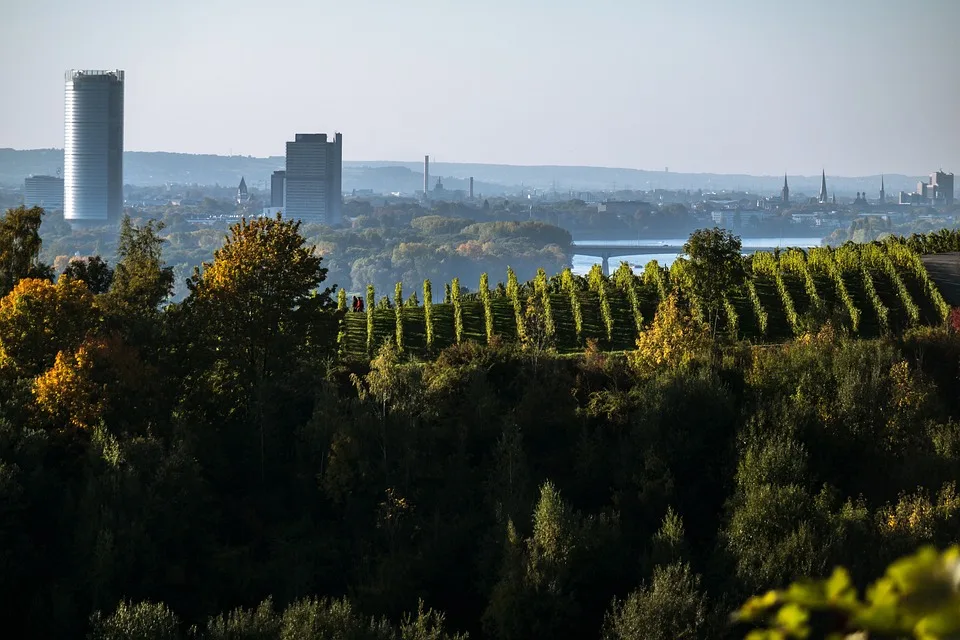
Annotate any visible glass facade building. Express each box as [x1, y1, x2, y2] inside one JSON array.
[[24, 175, 65, 211], [64, 69, 124, 226]]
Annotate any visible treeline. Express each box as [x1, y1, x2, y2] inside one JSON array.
[[3, 207, 960, 638], [36, 209, 572, 303]]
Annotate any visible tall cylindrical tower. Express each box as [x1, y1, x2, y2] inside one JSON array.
[[64, 69, 124, 227]]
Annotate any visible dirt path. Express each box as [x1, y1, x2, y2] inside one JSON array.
[[922, 252, 960, 307]]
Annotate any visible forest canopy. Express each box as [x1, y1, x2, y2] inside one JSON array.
[[2, 206, 960, 639]]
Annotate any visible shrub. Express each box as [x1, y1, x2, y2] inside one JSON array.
[[535, 268, 555, 339], [561, 267, 584, 342], [395, 281, 404, 353], [366, 284, 375, 354], [613, 262, 644, 334], [451, 277, 463, 344], [423, 280, 434, 350], [480, 272, 494, 343], [589, 265, 614, 341]]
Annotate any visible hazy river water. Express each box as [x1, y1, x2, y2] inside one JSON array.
[[570, 237, 826, 275]]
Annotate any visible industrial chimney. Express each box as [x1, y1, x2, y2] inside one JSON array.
[[423, 155, 430, 200], [469, 176, 474, 200]]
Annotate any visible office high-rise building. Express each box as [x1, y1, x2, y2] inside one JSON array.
[[64, 69, 124, 227], [24, 175, 65, 211], [284, 133, 342, 225], [931, 170, 954, 205], [914, 170, 955, 205], [270, 170, 286, 207]]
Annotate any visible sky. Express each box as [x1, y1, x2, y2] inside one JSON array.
[[1, 0, 958, 176]]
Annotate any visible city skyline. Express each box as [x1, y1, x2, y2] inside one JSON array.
[[1, 0, 958, 176]]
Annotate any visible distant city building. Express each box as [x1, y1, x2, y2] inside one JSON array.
[[930, 170, 954, 205], [597, 200, 654, 216], [900, 191, 920, 206], [781, 174, 790, 205], [24, 175, 64, 210], [911, 170, 954, 206], [237, 176, 249, 203], [64, 69, 124, 227], [284, 133, 342, 224], [270, 170, 285, 207], [818, 170, 828, 204]]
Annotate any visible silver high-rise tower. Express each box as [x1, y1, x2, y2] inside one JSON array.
[[284, 133, 342, 225], [64, 69, 124, 226]]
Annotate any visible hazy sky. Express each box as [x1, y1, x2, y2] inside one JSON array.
[[2, 0, 958, 175]]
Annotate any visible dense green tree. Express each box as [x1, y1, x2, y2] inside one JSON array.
[[0, 205, 50, 296], [88, 600, 182, 640], [109, 216, 174, 312], [601, 563, 708, 640], [682, 227, 746, 332], [182, 214, 338, 488], [61, 255, 115, 294]]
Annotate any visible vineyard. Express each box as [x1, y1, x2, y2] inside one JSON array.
[[338, 239, 957, 359]]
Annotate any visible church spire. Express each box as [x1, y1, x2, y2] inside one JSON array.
[[781, 173, 790, 205], [880, 175, 886, 204], [819, 170, 828, 204]]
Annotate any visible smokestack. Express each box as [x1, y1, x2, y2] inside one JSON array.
[[424, 155, 430, 200], [469, 176, 474, 200]]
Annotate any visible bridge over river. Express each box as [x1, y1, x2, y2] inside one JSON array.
[[572, 241, 789, 275]]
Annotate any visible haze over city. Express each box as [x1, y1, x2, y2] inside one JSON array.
[[2, 0, 959, 176]]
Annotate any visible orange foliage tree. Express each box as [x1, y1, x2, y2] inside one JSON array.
[[32, 334, 154, 432]]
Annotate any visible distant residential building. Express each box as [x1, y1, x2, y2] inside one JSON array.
[[24, 175, 64, 210], [64, 69, 124, 227], [284, 133, 342, 225], [597, 200, 654, 216], [270, 170, 285, 207], [791, 212, 822, 225]]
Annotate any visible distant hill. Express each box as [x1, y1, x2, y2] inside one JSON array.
[[0, 148, 928, 197]]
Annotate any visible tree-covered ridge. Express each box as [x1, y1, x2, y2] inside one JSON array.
[[3, 207, 960, 639], [340, 231, 959, 359]]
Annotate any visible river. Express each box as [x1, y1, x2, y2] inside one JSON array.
[[570, 236, 826, 275]]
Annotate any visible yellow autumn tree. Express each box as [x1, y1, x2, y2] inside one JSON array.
[[33, 340, 105, 430], [627, 293, 711, 375], [32, 334, 151, 432], [0, 277, 98, 378]]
